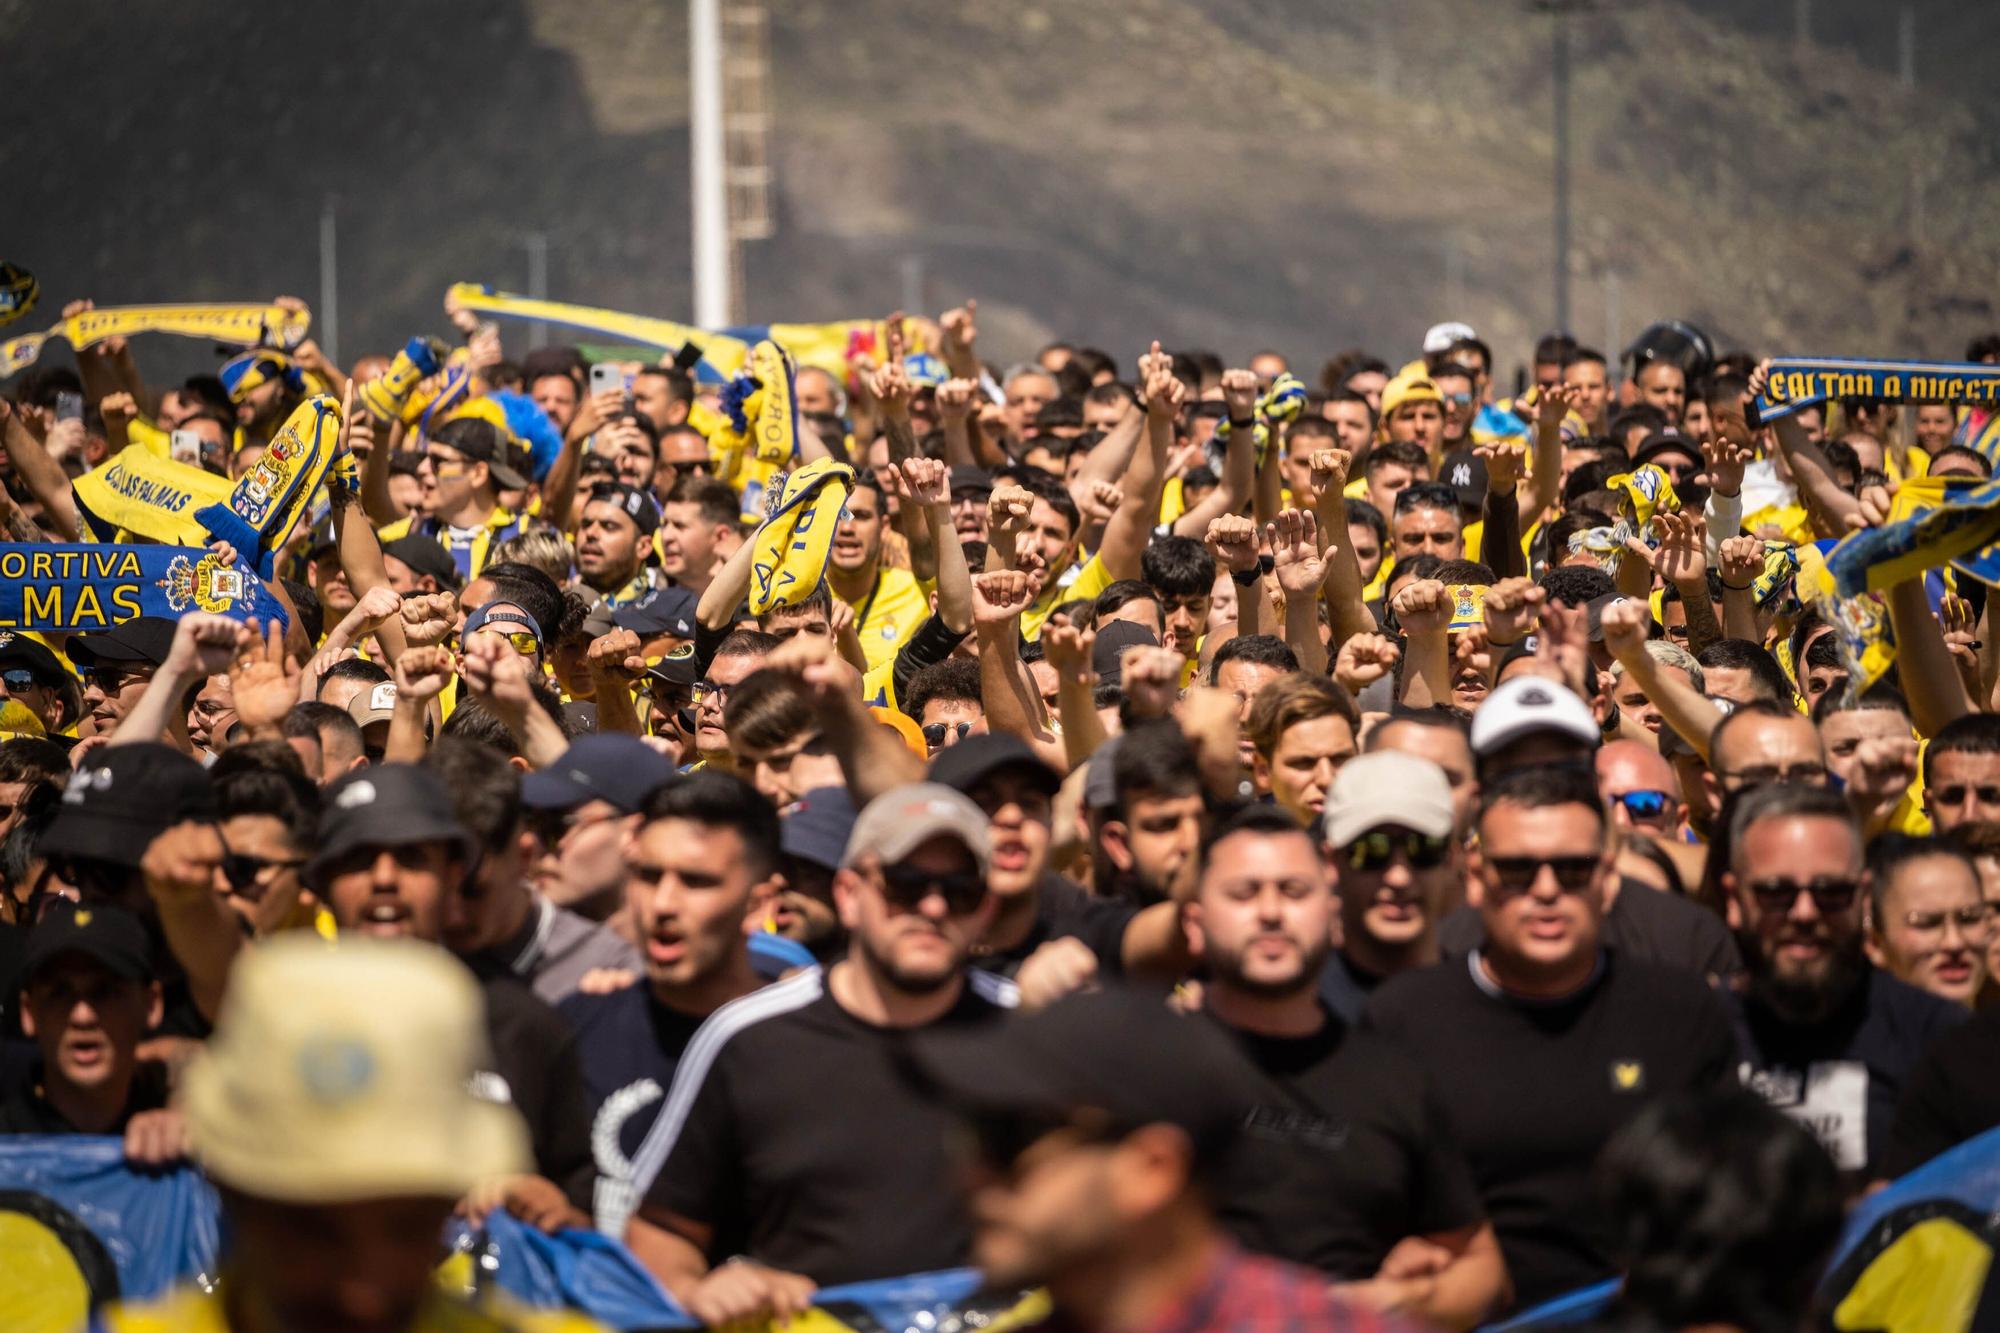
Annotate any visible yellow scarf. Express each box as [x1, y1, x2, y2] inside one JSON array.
[[73, 450, 235, 546], [1, 302, 308, 375], [749, 458, 854, 615]]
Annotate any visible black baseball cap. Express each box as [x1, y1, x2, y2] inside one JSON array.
[[613, 586, 697, 639], [24, 899, 153, 983], [1632, 433, 1700, 471], [381, 535, 463, 590], [949, 466, 993, 497], [926, 732, 1061, 798], [305, 765, 472, 887], [0, 631, 66, 683], [781, 786, 859, 872], [64, 617, 177, 670], [587, 483, 662, 537], [520, 734, 678, 813], [1437, 448, 1489, 511], [1091, 620, 1159, 688], [41, 742, 217, 868], [900, 986, 1259, 1165], [646, 641, 701, 689]]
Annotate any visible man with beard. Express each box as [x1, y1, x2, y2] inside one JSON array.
[[1722, 784, 1966, 1183], [574, 484, 660, 608], [1316, 753, 1463, 1025], [304, 764, 595, 1230], [1366, 765, 1736, 1313], [1189, 805, 1506, 1328], [627, 783, 1009, 1326]]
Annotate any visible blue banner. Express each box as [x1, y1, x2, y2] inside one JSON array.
[[0, 543, 286, 633], [0, 1136, 219, 1331], [1757, 356, 2000, 423]]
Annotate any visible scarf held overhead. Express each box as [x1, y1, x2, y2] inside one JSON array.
[[0, 544, 285, 632], [444, 283, 918, 387], [0, 302, 309, 377], [73, 449, 237, 547], [748, 458, 855, 616], [1754, 356, 2000, 425], [196, 394, 354, 578]]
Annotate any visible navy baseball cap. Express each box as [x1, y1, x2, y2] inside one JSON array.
[[780, 786, 859, 872], [521, 734, 678, 813], [613, 586, 697, 639]]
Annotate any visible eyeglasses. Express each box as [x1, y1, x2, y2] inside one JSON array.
[[1485, 855, 1601, 897], [1745, 877, 1861, 914], [1933, 785, 2000, 809], [879, 861, 988, 916], [221, 851, 307, 901], [1614, 789, 1673, 820], [1902, 903, 1995, 937], [0, 669, 41, 692], [692, 680, 736, 704], [922, 722, 974, 749], [1720, 763, 1828, 789], [1345, 830, 1450, 873]]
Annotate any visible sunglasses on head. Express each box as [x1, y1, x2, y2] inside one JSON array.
[[879, 861, 988, 916], [1485, 855, 1600, 897], [1745, 877, 1860, 914], [1345, 830, 1450, 873]]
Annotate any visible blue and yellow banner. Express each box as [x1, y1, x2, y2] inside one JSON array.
[[1824, 475, 2000, 600], [0, 1137, 1041, 1333], [1756, 356, 2000, 424], [445, 283, 920, 387], [1795, 538, 1896, 698], [0, 543, 286, 633]]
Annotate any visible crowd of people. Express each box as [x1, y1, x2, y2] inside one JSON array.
[[5, 291, 2000, 1331]]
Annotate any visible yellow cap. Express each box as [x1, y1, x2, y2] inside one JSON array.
[[1381, 368, 1443, 421], [182, 935, 530, 1203]]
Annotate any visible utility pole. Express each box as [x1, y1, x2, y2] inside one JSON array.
[[1898, 4, 1916, 89], [689, 0, 730, 329], [1534, 0, 1589, 335], [317, 197, 338, 366]]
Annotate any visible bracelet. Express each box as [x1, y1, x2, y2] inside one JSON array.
[[1230, 566, 1263, 587], [1227, 416, 1255, 431], [1721, 580, 1754, 591]]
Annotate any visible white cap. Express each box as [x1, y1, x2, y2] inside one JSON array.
[[1320, 752, 1455, 848], [1422, 321, 1479, 355], [1470, 675, 1601, 758]]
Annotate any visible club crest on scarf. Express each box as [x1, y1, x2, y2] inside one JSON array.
[[156, 552, 248, 615]]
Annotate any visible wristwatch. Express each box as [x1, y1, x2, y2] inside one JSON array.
[[1230, 566, 1263, 587]]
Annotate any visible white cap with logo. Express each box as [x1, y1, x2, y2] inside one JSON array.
[[1469, 675, 1602, 758]]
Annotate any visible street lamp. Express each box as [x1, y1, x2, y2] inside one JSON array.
[[1531, 0, 1593, 336]]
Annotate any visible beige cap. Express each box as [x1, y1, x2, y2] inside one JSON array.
[[1320, 751, 1455, 848], [842, 782, 993, 877], [181, 935, 530, 1204], [347, 680, 398, 729]]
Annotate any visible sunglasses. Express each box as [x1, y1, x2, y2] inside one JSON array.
[[1345, 830, 1450, 873], [879, 861, 988, 916], [1745, 877, 1861, 914], [221, 851, 307, 900], [1721, 762, 1828, 789], [1, 668, 42, 692], [1615, 789, 1673, 820], [83, 668, 131, 694], [464, 627, 542, 658], [1933, 785, 2000, 809], [922, 722, 973, 748], [1486, 855, 1600, 896]]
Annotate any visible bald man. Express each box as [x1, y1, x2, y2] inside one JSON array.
[[1596, 740, 1688, 840]]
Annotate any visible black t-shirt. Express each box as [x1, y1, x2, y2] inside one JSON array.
[[474, 966, 596, 1211], [0, 1059, 168, 1135], [637, 968, 1006, 1286], [972, 874, 1138, 980], [1207, 1005, 1484, 1278], [1317, 950, 1389, 1027], [560, 984, 708, 1231], [1729, 966, 1966, 1180], [1364, 951, 1738, 1312], [1883, 1004, 2000, 1178], [1438, 880, 1743, 982]]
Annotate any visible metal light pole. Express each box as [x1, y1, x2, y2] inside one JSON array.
[[317, 197, 339, 365], [525, 232, 549, 349], [1551, 2, 1573, 336], [689, 0, 731, 329]]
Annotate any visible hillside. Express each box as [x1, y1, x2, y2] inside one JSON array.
[[1, 0, 1995, 387]]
